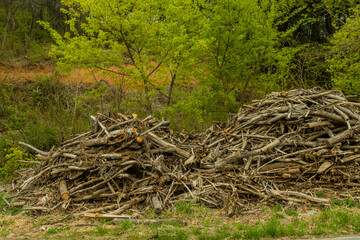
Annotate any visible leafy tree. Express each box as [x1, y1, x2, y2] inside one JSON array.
[[265, 0, 359, 89], [199, 0, 279, 96], [0, 0, 64, 57], [327, 5, 360, 96], [42, 0, 205, 115]]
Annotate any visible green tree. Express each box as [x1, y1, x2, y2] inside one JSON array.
[[327, 5, 360, 96], [264, 0, 359, 90], [200, 0, 279, 96], [42, 0, 205, 115]]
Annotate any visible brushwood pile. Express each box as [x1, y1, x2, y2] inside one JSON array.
[[10, 88, 360, 216]]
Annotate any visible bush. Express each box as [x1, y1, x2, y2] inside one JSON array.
[[0, 145, 35, 177]]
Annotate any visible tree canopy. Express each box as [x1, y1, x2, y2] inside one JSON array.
[[1, 0, 360, 124]]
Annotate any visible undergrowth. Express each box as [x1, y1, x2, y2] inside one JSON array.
[[0, 72, 236, 178]]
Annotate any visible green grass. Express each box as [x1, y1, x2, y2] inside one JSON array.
[[0, 194, 24, 215], [315, 190, 326, 198], [46, 228, 60, 234], [95, 225, 109, 236], [116, 220, 135, 232], [232, 216, 308, 239], [1, 202, 360, 240], [311, 208, 360, 235]]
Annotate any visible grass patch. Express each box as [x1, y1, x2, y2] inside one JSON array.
[[315, 190, 326, 198], [0, 194, 23, 215], [115, 220, 135, 232], [311, 208, 360, 235], [1, 202, 360, 240], [46, 228, 60, 234], [95, 225, 109, 236], [232, 216, 308, 239], [285, 209, 298, 217], [153, 229, 189, 240]]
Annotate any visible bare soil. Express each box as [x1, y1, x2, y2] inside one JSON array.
[[0, 60, 118, 85]]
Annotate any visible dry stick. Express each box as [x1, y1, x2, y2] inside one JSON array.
[[18, 141, 50, 156], [334, 106, 352, 129], [109, 197, 145, 215], [69, 178, 102, 194], [184, 155, 195, 166], [257, 146, 327, 172], [147, 132, 190, 158], [19, 163, 68, 191], [100, 153, 125, 160], [114, 139, 136, 152], [305, 90, 336, 99], [73, 193, 119, 202], [82, 213, 131, 219], [2, 196, 10, 207], [255, 113, 288, 125], [237, 184, 265, 198], [216, 132, 294, 167], [150, 148, 177, 154], [163, 181, 176, 207], [228, 134, 276, 140], [340, 154, 360, 163], [61, 131, 92, 145], [244, 157, 253, 170], [152, 155, 171, 173], [270, 190, 330, 204], [114, 218, 186, 225], [322, 126, 334, 138], [71, 165, 133, 195], [324, 128, 353, 147], [180, 180, 194, 198], [91, 115, 111, 137], [341, 101, 360, 108], [62, 153, 76, 159], [140, 121, 170, 136], [310, 110, 356, 125], [76, 204, 118, 215], [241, 131, 248, 151], [83, 137, 108, 147], [207, 138, 225, 148], [101, 173, 115, 194], [337, 105, 360, 121], [108, 118, 137, 131], [306, 126, 346, 141], [304, 121, 332, 128]]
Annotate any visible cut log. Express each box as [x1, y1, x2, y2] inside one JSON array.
[[59, 180, 70, 200], [151, 196, 163, 214]]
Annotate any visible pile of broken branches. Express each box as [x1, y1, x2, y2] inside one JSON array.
[[200, 87, 360, 207], [10, 88, 360, 217]]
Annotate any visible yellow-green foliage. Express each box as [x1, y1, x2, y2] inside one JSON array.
[[0, 147, 35, 177]]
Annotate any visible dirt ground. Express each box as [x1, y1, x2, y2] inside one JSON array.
[[0, 60, 120, 85], [0, 205, 353, 240]]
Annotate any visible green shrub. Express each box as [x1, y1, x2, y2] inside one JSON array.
[[0, 146, 35, 177]]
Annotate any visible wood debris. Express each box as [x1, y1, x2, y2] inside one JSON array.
[[11, 88, 360, 216]]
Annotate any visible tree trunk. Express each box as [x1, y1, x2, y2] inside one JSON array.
[[2, 9, 11, 51], [164, 71, 176, 120]]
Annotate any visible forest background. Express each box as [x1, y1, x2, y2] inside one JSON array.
[[1, 0, 360, 176]]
